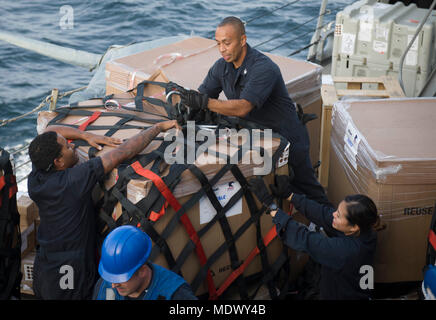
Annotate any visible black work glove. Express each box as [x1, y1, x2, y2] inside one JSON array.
[[180, 89, 209, 110], [165, 81, 186, 96], [269, 174, 296, 200], [248, 177, 274, 207]]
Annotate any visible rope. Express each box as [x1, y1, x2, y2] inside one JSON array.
[[9, 143, 30, 155], [0, 86, 86, 127], [244, 0, 301, 25], [14, 159, 31, 171], [253, 9, 332, 49], [90, 42, 138, 72], [288, 39, 320, 57], [268, 20, 333, 52]]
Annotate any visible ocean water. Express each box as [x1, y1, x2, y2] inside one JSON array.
[[0, 0, 350, 191]]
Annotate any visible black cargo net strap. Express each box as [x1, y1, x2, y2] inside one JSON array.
[[121, 132, 286, 299], [96, 123, 289, 299], [182, 134, 287, 298], [0, 148, 22, 299], [133, 80, 224, 126], [101, 138, 238, 299], [48, 80, 291, 299], [128, 81, 176, 117], [87, 116, 135, 159], [186, 163, 249, 299], [230, 164, 277, 299], [111, 151, 184, 270]]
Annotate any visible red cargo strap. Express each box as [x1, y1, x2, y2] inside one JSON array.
[[68, 111, 102, 143], [79, 111, 102, 131], [216, 203, 295, 297], [130, 161, 218, 299], [149, 201, 169, 222], [0, 175, 17, 207], [217, 225, 278, 297], [429, 230, 436, 251]]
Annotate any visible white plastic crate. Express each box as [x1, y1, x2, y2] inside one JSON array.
[[332, 55, 429, 96], [332, 0, 436, 96]]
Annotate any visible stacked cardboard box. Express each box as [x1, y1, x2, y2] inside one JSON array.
[[327, 97, 436, 282], [37, 88, 298, 297], [17, 195, 39, 258], [105, 36, 323, 166], [17, 195, 39, 295]]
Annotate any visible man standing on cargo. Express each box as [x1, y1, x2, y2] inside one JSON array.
[[177, 16, 329, 205], [27, 120, 178, 300]]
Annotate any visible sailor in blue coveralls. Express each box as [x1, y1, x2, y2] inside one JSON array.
[[28, 121, 178, 299], [272, 193, 379, 299], [93, 225, 197, 300], [178, 16, 329, 206], [249, 176, 381, 300]]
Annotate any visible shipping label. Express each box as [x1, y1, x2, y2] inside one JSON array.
[[341, 33, 356, 55], [373, 40, 388, 54], [343, 121, 361, 170], [405, 34, 419, 66], [359, 21, 373, 42], [199, 181, 242, 224]]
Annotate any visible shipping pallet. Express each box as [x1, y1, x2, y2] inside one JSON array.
[[318, 76, 405, 188]]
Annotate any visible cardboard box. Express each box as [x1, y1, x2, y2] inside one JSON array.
[[327, 97, 436, 283], [318, 76, 405, 188], [20, 250, 36, 295], [105, 36, 323, 165], [38, 91, 286, 198], [37, 91, 297, 297], [149, 165, 289, 296]]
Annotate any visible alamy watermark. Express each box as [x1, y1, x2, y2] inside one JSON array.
[[59, 5, 74, 30], [359, 265, 374, 290], [59, 265, 74, 290], [162, 121, 275, 175]]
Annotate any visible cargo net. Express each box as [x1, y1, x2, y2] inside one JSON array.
[[44, 80, 293, 300]]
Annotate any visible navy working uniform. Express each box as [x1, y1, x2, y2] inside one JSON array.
[[272, 193, 377, 300], [198, 44, 329, 205], [28, 157, 104, 300], [93, 263, 198, 300]]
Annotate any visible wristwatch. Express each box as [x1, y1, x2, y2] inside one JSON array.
[[266, 203, 278, 215]]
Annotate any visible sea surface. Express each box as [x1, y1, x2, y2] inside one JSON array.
[[0, 0, 350, 192]]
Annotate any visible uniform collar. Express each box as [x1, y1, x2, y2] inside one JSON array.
[[226, 43, 252, 70]]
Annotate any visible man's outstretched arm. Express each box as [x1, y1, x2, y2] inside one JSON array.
[[43, 125, 122, 150], [207, 98, 253, 117], [100, 120, 178, 174]]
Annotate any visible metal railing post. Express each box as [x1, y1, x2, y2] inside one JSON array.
[[49, 88, 59, 111], [307, 0, 328, 61]]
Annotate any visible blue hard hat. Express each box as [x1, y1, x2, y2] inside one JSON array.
[[423, 265, 436, 299], [98, 225, 152, 283]]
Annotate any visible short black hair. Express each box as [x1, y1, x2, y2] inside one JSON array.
[[29, 131, 62, 172], [218, 16, 246, 37], [344, 194, 380, 234]]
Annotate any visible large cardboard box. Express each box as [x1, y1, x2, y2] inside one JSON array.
[[37, 89, 299, 297], [327, 97, 436, 283], [105, 36, 323, 165]]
